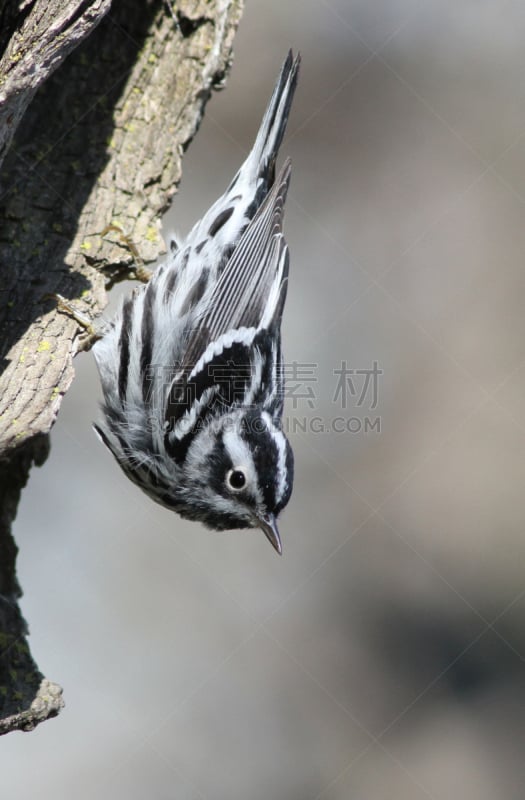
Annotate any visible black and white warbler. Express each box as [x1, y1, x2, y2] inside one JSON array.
[[93, 51, 300, 554]]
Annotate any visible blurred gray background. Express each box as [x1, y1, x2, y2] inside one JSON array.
[[4, 1, 525, 797]]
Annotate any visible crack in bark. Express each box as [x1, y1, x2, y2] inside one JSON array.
[[176, 13, 209, 37]]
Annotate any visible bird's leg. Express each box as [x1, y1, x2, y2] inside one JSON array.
[[46, 293, 103, 351], [101, 224, 153, 284]]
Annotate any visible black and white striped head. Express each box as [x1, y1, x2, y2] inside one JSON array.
[[177, 408, 294, 553]]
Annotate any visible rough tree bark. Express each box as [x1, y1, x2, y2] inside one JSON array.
[[0, 0, 243, 735]]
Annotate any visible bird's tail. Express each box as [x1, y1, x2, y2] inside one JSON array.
[[182, 52, 300, 258], [242, 50, 300, 190]]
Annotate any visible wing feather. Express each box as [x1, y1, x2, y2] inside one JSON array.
[[164, 161, 291, 440], [181, 159, 291, 372]]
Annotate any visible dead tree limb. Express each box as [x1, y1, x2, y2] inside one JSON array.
[[0, 0, 243, 735]]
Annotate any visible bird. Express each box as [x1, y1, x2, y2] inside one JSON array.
[[92, 50, 300, 554]]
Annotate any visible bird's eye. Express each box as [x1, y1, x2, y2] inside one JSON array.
[[226, 468, 246, 491]]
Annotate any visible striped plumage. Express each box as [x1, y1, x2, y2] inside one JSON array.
[[93, 51, 300, 554]]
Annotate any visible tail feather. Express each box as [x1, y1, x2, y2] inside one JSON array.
[[249, 50, 301, 182], [184, 52, 300, 262]]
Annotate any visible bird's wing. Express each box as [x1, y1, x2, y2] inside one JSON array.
[[163, 162, 291, 450], [182, 159, 291, 372]]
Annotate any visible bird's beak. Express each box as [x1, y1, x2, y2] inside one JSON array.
[[258, 513, 282, 555]]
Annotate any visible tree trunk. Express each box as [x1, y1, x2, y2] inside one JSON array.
[[0, 0, 243, 735]]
